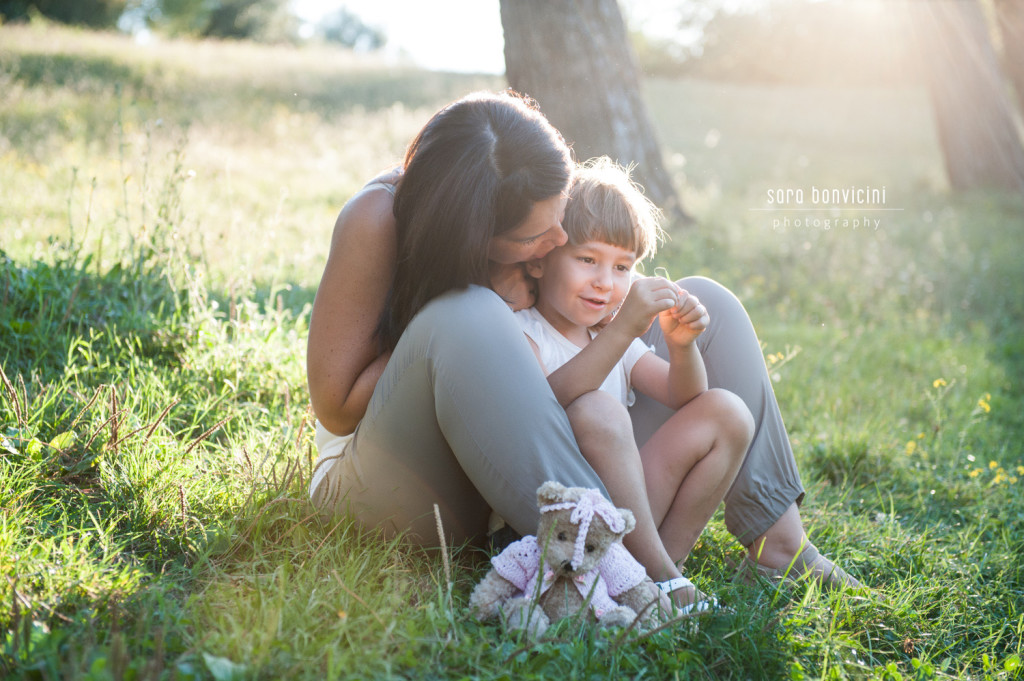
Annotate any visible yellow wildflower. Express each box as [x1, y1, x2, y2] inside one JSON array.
[[905, 441, 917, 455], [1016, 466, 1024, 476], [969, 468, 982, 478], [990, 460, 999, 469], [1011, 477, 1019, 484], [917, 432, 925, 440], [933, 378, 947, 388], [977, 396, 991, 413]]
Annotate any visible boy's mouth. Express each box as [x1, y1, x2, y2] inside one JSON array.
[[581, 297, 608, 309]]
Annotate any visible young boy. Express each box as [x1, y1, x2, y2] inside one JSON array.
[[516, 157, 753, 610]]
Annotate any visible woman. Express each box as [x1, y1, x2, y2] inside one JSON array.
[[306, 90, 860, 599]]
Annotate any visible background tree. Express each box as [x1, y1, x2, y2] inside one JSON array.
[[499, 0, 683, 217], [0, 0, 126, 27], [909, 0, 1024, 193], [994, 0, 1024, 118], [316, 6, 384, 50], [124, 0, 297, 42]]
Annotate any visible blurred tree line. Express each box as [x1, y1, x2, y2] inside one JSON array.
[[0, 0, 126, 27], [0, 0, 384, 47]]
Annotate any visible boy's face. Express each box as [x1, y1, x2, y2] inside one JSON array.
[[528, 240, 636, 333]]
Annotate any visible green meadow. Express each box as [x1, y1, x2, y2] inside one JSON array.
[[2, 21, 1023, 680]]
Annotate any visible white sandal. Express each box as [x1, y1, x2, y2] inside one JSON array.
[[655, 576, 719, 615]]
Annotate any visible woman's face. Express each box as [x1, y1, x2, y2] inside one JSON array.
[[488, 194, 569, 265]]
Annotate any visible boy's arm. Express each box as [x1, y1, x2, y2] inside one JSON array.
[[631, 286, 710, 408], [546, 277, 679, 407], [629, 340, 708, 409], [544, 325, 637, 407]]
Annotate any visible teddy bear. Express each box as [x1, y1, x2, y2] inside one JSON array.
[[469, 481, 668, 637]]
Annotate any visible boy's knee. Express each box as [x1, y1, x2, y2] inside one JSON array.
[[565, 391, 633, 444], [703, 388, 755, 448]]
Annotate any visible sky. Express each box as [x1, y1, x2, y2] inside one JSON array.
[[290, 0, 507, 73], [288, 0, 775, 74]]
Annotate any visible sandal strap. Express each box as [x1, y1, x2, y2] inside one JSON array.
[[655, 576, 695, 594]]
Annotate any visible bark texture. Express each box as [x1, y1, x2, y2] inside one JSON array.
[[994, 0, 1024, 119], [500, 0, 683, 215], [910, 0, 1024, 193]]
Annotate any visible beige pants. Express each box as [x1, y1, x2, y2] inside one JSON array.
[[311, 279, 804, 547], [632, 276, 804, 546]]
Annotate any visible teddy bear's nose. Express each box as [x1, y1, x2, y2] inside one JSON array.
[[560, 559, 574, 572]]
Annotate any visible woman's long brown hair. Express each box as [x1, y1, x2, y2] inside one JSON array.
[[379, 90, 572, 350]]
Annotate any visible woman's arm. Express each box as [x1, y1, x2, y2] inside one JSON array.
[[307, 183, 397, 435]]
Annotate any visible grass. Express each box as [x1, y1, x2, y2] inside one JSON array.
[[2, 20, 1023, 680]]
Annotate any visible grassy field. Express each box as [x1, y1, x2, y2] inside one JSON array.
[[2, 21, 1024, 680]]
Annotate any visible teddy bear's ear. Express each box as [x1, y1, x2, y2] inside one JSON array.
[[537, 481, 568, 507], [618, 508, 636, 535]]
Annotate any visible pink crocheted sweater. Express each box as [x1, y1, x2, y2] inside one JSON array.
[[490, 536, 648, 619]]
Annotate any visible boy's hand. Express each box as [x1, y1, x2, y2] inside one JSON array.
[[608, 276, 681, 338], [489, 261, 537, 311], [659, 284, 708, 348]]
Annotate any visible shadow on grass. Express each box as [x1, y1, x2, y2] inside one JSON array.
[[5, 52, 151, 94], [0, 247, 185, 383]]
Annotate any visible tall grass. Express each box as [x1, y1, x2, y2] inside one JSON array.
[[2, 22, 1023, 680]]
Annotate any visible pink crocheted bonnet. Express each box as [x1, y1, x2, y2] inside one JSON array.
[[539, 488, 626, 570]]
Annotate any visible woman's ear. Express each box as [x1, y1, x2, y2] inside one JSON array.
[[525, 258, 545, 278]]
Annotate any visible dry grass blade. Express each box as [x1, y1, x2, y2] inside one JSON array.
[[331, 570, 388, 630], [108, 385, 120, 455], [70, 384, 106, 430], [143, 396, 179, 445], [0, 362, 24, 426], [433, 503, 453, 608], [183, 417, 230, 456]]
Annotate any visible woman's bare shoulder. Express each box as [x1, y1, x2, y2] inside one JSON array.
[[331, 181, 397, 249]]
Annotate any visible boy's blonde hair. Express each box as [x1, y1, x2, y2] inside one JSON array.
[[563, 156, 664, 262]]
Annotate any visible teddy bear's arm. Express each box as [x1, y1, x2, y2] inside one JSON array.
[[615, 578, 670, 624], [469, 569, 522, 621]]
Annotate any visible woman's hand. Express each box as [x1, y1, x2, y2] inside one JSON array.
[[489, 261, 537, 311], [658, 285, 708, 348]]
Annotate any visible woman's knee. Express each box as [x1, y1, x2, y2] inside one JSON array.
[[677, 276, 753, 337], [403, 285, 537, 372]]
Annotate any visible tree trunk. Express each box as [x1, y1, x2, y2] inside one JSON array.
[[910, 0, 1024, 193], [994, 0, 1024, 119], [499, 0, 685, 218]]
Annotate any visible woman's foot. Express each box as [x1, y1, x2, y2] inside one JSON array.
[[737, 542, 863, 591]]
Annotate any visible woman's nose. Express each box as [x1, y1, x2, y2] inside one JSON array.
[[534, 226, 568, 259], [550, 224, 568, 248]]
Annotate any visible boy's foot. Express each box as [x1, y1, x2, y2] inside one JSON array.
[[736, 543, 863, 591], [656, 576, 719, 615]]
